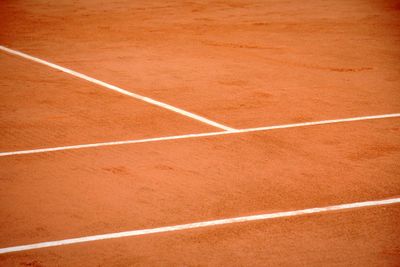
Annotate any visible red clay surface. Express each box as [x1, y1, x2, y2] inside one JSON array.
[[1, 0, 400, 266], [1, 119, 400, 265], [1, 0, 400, 128], [1, 206, 399, 266], [0, 53, 214, 151]]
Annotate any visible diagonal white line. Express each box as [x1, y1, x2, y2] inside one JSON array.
[[0, 113, 399, 157], [0, 197, 399, 254], [0, 45, 236, 131]]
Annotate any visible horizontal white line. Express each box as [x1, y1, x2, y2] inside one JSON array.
[[0, 131, 229, 156], [1, 113, 399, 157], [240, 113, 400, 133], [0, 45, 235, 131], [1, 197, 399, 254]]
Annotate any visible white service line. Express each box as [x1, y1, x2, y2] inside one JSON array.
[[0, 197, 399, 254], [240, 113, 400, 133], [0, 113, 399, 157], [0, 45, 235, 131], [0, 131, 228, 157]]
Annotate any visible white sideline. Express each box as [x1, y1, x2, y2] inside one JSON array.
[[0, 197, 399, 254], [0, 113, 399, 157], [0, 45, 235, 131]]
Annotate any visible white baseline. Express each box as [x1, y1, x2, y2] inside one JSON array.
[[0, 197, 399, 254], [0, 113, 399, 157], [0, 45, 235, 131]]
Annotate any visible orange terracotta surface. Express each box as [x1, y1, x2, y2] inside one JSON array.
[[1, 206, 399, 266], [1, 119, 399, 264], [0, 54, 214, 151], [1, 0, 399, 128], [0, 0, 399, 266]]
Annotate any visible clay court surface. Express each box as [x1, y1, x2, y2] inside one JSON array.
[[0, 0, 400, 266]]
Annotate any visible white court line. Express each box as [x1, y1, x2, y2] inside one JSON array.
[[0, 197, 399, 254], [0, 113, 399, 157], [0, 45, 235, 131]]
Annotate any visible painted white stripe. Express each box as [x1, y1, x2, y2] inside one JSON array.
[[1, 113, 399, 157], [0, 131, 228, 157], [239, 113, 400, 133], [0, 45, 235, 131], [0, 197, 399, 254]]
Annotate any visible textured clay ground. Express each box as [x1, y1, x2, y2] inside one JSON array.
[[0, 0, 399, 266]]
